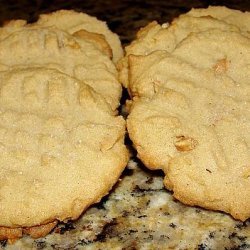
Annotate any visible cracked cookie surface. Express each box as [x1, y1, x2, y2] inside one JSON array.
[[123, 6, 250, 220], [0, 68, 128, 238], [0, 26, 121, 111]]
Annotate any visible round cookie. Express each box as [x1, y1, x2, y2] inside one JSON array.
[[0, 26, 121, 111], [36, 9, 123, 63], [118, 6, 250, 88], [0, 68, 128, 238], [123, 7, 250, 220], [127, 80, 250, 221]]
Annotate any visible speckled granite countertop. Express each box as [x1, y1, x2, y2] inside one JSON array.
[[0, 1, 250, 249]]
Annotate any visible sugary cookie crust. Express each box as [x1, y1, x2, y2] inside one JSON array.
[[0, 26, 121, 111]]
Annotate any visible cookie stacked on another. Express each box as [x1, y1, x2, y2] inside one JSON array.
[[119, 6, 250, 221], [0, 10, 128, 241], [0, 10, 124, 111]]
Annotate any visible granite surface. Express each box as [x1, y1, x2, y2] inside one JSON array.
[[0, 0, 250, 249]]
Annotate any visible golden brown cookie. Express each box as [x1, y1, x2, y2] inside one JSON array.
[[0, 68, 128, 239], [118, 6, 250, 88], [1, 10, 123, 63], [36, 9, 123, 63], [123, 7, 250, 220], [0, 26, 121, 111], [127, 75, 250, 221]]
